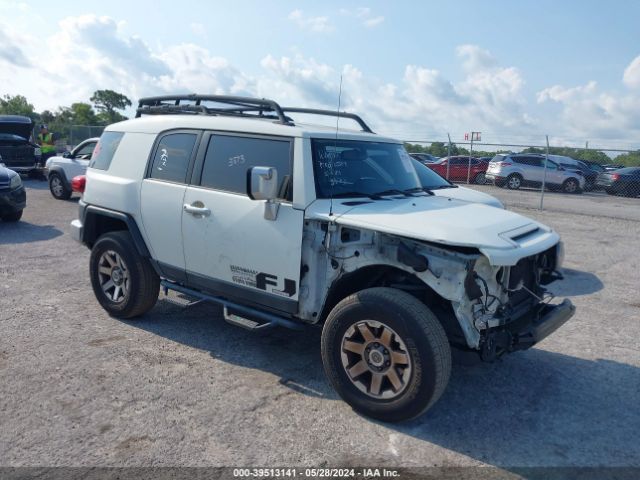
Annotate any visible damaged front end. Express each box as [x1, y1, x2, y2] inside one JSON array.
[[458, 243, 574, 361]]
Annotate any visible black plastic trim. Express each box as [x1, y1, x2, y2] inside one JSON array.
[[82, 205, 150, 257], [46, 165, 71, 190]]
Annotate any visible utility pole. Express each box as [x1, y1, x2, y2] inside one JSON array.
[[446, 133, 452, 181], [540, 135, 550, 210]]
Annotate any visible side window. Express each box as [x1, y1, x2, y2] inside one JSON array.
[[90, 132, 124, 171], [545, 161, 558, 170], [200, 134, 292, 200], [75, 141, 97, 159], [150, 133, 197, 183], [527, 157, 543, 167]]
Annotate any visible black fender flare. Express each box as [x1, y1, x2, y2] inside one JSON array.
[[81, 204, 151, 258]]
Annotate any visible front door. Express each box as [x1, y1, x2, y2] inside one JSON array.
[[182, 132, 303, 314]]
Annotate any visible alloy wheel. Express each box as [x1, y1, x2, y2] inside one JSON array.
[[97, 250, 130, 303], [340, 320, 412, 399]]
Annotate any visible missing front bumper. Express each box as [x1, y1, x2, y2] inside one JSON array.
[[480, 299, 575, 361]]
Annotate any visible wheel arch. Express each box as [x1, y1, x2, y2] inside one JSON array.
[[318, 264, 460, 337], [47, 165, 71, 190], [82, 206, 151, 258]]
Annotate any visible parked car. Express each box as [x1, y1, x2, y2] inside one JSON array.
[[603, 164, 625, 171], [0, 115, 42, 175], [45, 137, 99, 200], [548, 155, 598, 191], [410, 158, 503, 208], [486, 153, 585, 193], [0, 159, 26, 222], [596, 167, 640, 197], [409, 152, 439, 164], [71, 94, 574, 422], [427, 156, 489, 184], [581, 160, 606, 174]]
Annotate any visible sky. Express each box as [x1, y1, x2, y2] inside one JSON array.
[[1, 0, 639, 150]]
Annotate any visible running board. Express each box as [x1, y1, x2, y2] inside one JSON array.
[[223, 307, 273, 331], [160, 280, 304, 331]]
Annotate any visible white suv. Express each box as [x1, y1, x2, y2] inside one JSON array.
[[486, 153, 585, 193], [45, 137, 99, 199], [71, 95, 574, 421]]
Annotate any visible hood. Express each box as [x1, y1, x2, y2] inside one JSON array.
[[0, 115, 34, 141], [432, 186, 504, 209], [305, 196, 559, 266]]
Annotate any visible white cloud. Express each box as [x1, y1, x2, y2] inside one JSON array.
[[0, 23, 32, 67], [340, 7, 385, 28], [287, 10, 333, 33], [623, 55, 640, 89], [537, 80, 640, 141]]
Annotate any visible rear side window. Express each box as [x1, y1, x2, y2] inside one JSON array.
[[150, 133, 197, 183], [90, 132, 124, 170], [200, 134, 292, 200]]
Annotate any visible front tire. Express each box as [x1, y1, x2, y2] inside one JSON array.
[[89, 231, 160, 319], [474, 172, 486, 185], [49, 173, 72, 200], [321, 287, 451, 422], [562, 178, 580, 194]]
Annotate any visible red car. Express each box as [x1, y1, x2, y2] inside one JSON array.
[[426, 156, 489, 184]]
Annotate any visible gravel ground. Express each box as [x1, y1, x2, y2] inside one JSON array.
[[0, 180, 639, 470]]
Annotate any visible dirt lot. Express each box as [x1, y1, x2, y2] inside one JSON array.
[[1, 180, 639, 471]]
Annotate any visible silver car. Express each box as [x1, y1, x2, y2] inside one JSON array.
[[486, 154, 585, 194]]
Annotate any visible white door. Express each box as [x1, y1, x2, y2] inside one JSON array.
[[68, 140, 97, 177], [182, 132, 303, 314], [139, 131, 200, 278]]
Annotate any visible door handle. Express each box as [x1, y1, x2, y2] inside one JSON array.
[[183, 202, 211, 217]]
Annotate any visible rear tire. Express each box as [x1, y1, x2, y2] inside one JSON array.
[[89, 231, 159, 319], [474, 172, 486, 185], [49, 172, 72, 200], [321, 287, 451, 422], [506, 174, 522, 190], [1, 210, 23, 222]]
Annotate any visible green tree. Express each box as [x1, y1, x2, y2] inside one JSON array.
[[69, 102, 98, 125], [90, 89, 131, 124], [0, 94, 38, 121], [612, 151, 640, 167]]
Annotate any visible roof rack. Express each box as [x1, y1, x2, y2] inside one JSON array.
[[135, 94, 293, 125], [281, 107, 373, 133], [135, 94, 375, 133]]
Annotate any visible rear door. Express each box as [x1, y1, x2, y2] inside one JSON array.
[[181, 132, 303, 314], [140, 130, 200, 281]]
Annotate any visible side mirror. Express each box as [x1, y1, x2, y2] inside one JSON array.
[[62, 151, 73, 159], [248, 166, 278, 201], [247, 166, 280, 220]]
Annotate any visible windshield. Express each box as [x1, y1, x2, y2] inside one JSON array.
[[311, 139, 423, 198], [410, 158, 452, 188]]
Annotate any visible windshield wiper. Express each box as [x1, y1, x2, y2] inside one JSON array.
[[429, 184, 458, 189], [331, 191, 384, 200], [403, 187, 435, 196], [373, 189, 416, 197]]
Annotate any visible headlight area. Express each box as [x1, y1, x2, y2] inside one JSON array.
[[10, 174, 23, 190]]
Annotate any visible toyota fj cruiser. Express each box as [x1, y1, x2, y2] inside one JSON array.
[[71, 95, 575, 421]]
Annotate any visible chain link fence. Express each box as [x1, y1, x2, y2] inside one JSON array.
[[404, 137, 640, 221], [51, 125, 106, 153]]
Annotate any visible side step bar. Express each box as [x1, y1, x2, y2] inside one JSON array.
[[160, 280, 305, 331]]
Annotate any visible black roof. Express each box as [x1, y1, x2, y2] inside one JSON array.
[[135, 94, 374, 133]]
